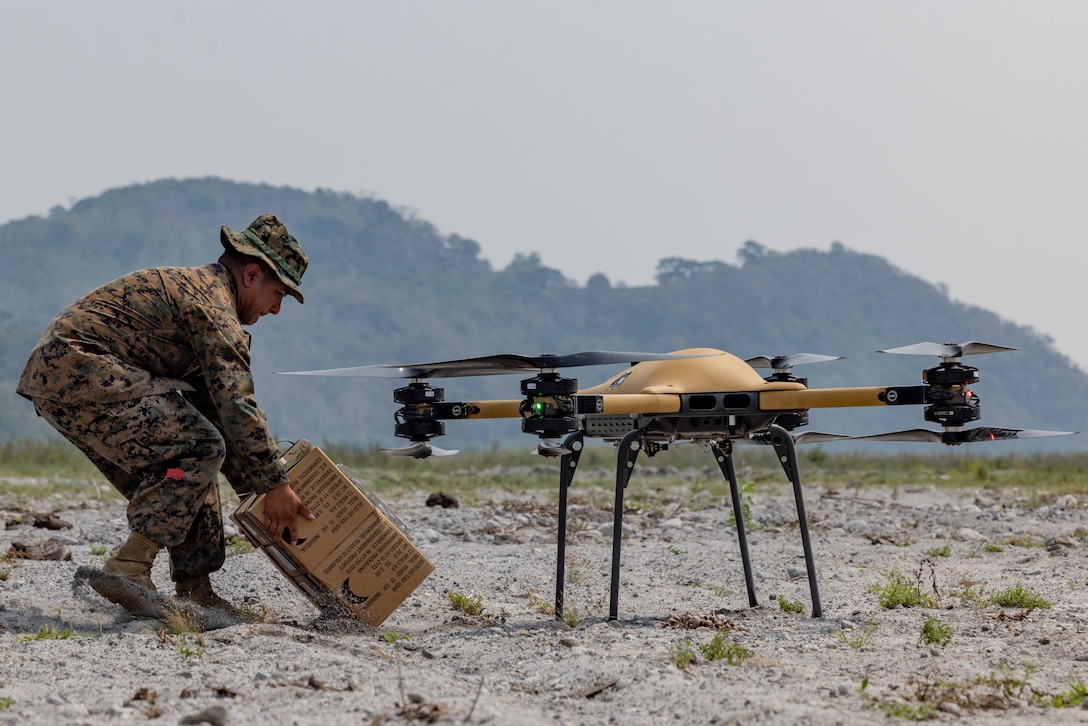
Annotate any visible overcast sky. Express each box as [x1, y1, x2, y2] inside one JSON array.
[[3, 2, 1086, 367]]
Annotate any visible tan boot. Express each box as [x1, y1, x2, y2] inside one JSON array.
[[89, 531, 164, 616], [102, 531, 160, 591], [175, 575, 252, 620]]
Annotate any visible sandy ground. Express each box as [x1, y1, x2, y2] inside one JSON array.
[[4, 467, 1088, 725]]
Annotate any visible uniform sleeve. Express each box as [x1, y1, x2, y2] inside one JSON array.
[[183, 302, 289, 495]]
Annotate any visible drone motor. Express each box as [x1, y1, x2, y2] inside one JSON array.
[[392, 382, 446, 443], [520, 372, 579, 438], [923, 362, 982, 428]]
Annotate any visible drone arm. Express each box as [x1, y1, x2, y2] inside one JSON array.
[[461, 400, 523, 419], [760, 387, 893, 410]]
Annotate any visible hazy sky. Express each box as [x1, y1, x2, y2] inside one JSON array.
[[3, 2, 1086, 366]]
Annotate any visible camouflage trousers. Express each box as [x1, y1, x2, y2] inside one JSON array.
[[33, 391, 227, 581]]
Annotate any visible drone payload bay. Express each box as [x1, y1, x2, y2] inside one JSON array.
[[279, 342, 1075, 620]]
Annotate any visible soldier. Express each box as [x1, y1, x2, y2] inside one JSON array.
[[17, 213, 315, 616]]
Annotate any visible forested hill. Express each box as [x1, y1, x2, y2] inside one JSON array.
[[1, 178, 1083, 452]]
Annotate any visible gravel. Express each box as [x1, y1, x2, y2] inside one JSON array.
[[3, 472, 1088, 724]]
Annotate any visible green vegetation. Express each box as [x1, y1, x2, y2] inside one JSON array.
[[668, 638, 697, 671], [160, 601, 204, 636], [729, 480, 755, 528], [864, 660, 1088, 716], [528, 587, 593, 628], [777, 595, 805, 614], [174, 634, 202, 665], [526, 590, 554, 617], [20, 623, 77, 641], [670, 631, 753, 670], [919, 616, 953, 646], [998, 534, 1045, 548], [383, 630, 411, 644], [559, 600, 590, 629], [870, 699, 936, 721], [0, 696, 11, 710], [4, 443, 1088, 502], [867, 564, 941, 609], [838, 620, 876, 649], [989, 582, 1053, 609], [698, 630, 753, 665], [0, 440, 104, 479], [447, 590, 487, 617], [565, 555, 590, 586], [867, 561, 1054, 613], [1044, 678, 1088, 708], [157, 602, 205, 663], [949, 574, 988, 608]]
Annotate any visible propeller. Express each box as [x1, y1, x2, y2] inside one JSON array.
[[792, 427, 1077, 446], [533, 439, 573, 457], [746, 353, 844, 370], [878, 341, 1017, 359], [381, 442, 461, 458], [277, 350, 710, 379]]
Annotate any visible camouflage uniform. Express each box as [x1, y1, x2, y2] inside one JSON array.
[[18, 216, 307, 582]]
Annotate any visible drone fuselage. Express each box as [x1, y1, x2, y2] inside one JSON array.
[[459, 348, 896, 444]]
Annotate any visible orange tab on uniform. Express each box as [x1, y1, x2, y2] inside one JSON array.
[[165, 468, 185, 480]]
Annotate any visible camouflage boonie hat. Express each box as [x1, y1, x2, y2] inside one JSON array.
[[220, 214, 308, 303]]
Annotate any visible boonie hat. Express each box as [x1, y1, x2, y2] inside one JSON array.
[[220, 214, 308, 303]]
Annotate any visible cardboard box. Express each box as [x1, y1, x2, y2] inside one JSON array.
[[230, 442, 434, 625]]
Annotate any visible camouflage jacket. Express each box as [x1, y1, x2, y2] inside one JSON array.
[[17, 264, 288, 494]]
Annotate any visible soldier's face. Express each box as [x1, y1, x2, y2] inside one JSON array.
[[237, 265, 289, 325]]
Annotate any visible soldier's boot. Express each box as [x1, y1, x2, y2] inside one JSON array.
[[102, 531, 160, 591], [175, 575, 253, 620], [89, 531, 165, 616]]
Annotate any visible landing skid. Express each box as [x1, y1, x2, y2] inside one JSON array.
[[553, 423, 822, 621]]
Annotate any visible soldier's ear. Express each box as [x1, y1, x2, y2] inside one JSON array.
[[241, 262, 265, 288]]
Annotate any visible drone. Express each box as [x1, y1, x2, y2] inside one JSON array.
[[280, 342, 1075, 620]]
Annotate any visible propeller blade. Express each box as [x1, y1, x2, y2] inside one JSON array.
[[794, 427, 1076, 445], [746, 353, 843, 369], [944, 427, 1078, 443], [533, 443, 573, 457], [380, 442, 461, 458], [277, 350, 710, 379], [794, 429, 943, 444], [877, 341, 1017, 358]]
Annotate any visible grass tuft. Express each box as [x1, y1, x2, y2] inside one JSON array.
[[989, 582, 1053, 609], [21, 623, 77, 641], [867, 562, 940, 609], [447, 590, 487, 617], [777, 595, 805, 614], [698, 630, 753, 665], [668, 638, 697, 671], [920, 616, 953, 646]]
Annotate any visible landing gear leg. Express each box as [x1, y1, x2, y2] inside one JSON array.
[[763, 424, 822, 618], [608, 428, 643, 620], [710, 441, 758, 607], [554, 431, 584, 621]]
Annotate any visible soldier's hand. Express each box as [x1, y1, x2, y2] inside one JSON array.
[[262, 483, 315, 545]]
